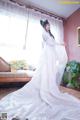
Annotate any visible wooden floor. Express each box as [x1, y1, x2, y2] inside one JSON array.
[[0, 86, 80, 100], [60, 86, 80, 99]]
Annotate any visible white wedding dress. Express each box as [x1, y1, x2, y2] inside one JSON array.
[[0, 29, 80, 120]]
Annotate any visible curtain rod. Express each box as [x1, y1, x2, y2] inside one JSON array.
[[9, 0, 64, 20], [25, 5, 64, 20]]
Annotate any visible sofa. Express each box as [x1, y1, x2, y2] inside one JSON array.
[[0, 57, 32, 83]]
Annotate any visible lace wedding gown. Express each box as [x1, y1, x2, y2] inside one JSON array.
[[0, 29, 80, 120]]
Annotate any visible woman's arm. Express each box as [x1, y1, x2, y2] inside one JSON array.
[[42, 33, 55, 46], [42, 31, 65, 47]]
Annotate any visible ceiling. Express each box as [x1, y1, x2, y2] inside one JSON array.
[[2, 0, 80, 18]]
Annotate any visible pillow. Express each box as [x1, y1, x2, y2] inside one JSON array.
[[0, 57, 11, 72]]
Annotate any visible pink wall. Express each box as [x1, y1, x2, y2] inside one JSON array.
[[64, 8, 80, 62]]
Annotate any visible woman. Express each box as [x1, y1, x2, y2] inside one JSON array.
[[0, 20, 80, 120]]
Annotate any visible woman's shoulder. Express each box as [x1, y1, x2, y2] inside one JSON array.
[[42, 29, 50, 37], [42, 29, 48, 38]]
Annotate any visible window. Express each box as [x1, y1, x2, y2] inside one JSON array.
[[0, 1, 64, 68], [0, 11, 28, 60]]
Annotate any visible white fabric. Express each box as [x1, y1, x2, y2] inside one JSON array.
[[0, 1, 28, 62], [0, 29, 80, 120], [25, 9, 43, 67]]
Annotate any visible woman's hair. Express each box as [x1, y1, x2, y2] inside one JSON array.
[[40, 19, 55, 39], [49, 30, 55, 39], [40, 20, 49, 28]]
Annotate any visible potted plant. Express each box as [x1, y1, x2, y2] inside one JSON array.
[[62, 61, 80, 90]]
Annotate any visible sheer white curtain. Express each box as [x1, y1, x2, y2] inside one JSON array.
[[0, 1, 64, 68], [25, 9, 43, 67], [26, 9, 64, 67], [0, 1, 28, 61]]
